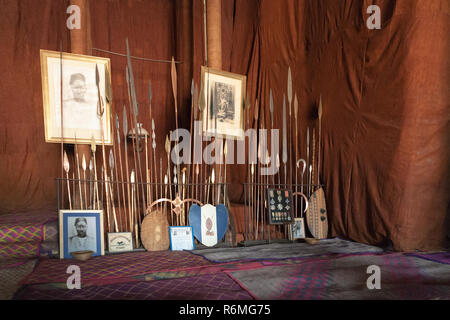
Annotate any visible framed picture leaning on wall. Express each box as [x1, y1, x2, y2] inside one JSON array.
[[40, 50, 112, 145], [59, 210, 105, 259], [200, 66, 246, 140]]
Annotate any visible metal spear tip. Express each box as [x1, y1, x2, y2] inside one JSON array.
[[211, 168, 215, 184], [130, 170, 135, 183], [191, 78, 194, 96], [269, 89, 273, 114], [89, 159, 93, 171], [294, 93, 299, 119], [287, 66, 292, 103], [164, 175, 168, 184], [63, 151, 69, 173], [109, 149, 114, 169], [91, 136, 96, 153], [82, 155, 86, 171]]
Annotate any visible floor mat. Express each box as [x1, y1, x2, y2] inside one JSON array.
[[191, 237, 384, 262], [22, 250, 213, 286], [406, 252, 450, 265], [15, 272, 254, 300], [226, 253, 450, 300], [0, 259, 37, 300]]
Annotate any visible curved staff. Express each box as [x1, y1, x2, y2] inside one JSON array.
[[297, 159, 306, 218], [294, 93, 299, 217]]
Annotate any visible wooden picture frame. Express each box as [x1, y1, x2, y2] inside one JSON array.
[[59, 210, 105, 259], [169, 226, 195, 251], [40, 49, 112, 145], [107, 232, 133, 253], [200, 66, 246, 140]]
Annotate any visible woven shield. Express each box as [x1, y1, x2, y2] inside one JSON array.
[[141, 208, 170, 251]]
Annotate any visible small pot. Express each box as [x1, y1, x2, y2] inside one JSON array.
[[71, 250, 94, 261], [305, 238, 319, 245]]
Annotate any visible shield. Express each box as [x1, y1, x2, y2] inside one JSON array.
[[188, 204, 228, 247]]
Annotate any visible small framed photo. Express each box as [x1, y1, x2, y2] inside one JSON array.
[[40, 50, 112, 145], [59, 210, 105, 259], [107, 232, 133, 253], [169, 226, 195, 251], [289, 218, 306, 240], [200, 66, 246, 140]]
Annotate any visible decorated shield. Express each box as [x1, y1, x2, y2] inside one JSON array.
[[188, 204, 228, 247]]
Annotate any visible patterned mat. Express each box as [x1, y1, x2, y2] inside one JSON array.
[[0, 211, 57, 259], [0, 259, 37, 300], [15, 272, 254, 300], [22, 250, 213, 286], [226, 253, 450, 300], [406, 252, 450, 265], [191, 237, 384, 262]]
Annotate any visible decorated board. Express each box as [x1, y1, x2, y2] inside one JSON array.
[[188, 204, 228, 247], [267, 189, 294, 224]]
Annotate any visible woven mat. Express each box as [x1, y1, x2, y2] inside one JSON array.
[[0, 259, 37, 300], [23, 250, 213, 286], [15, 272, 254, 300], [406, 252, 450, 265], [226, 253, 450, 300], [190, 237, 384, 262]]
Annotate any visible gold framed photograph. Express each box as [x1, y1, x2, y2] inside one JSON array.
[[40, 49, 112, 145], [201, 66, 246, 140]]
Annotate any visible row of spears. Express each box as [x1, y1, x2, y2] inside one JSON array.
[[244, 67, 325, 242], [59, 39, 326, 247], [59, 40, 233, 248]]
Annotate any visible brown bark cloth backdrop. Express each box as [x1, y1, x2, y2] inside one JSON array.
[[0, 0, 448, 251]]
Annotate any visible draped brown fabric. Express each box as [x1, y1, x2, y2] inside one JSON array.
[[0, 0, 448, 251]]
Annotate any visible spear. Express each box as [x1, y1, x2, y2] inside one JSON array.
[[311, 128, 316, 193], [318, 95, 323, 187], [148, 81, 154, 212], [91, 136, 99, 210], [152, 120, 158, 207], [223, 141, 228, 204], [74, 133, 83, 210], [82, 154, 87, 208], [96, 65, 111, 231], [63, 151, 72, 210], [211, 168, 215, 205], [182, 168, 186, 224], [282, 95, 287, 187], [116, 114, 127, 230], [170, 57, 180, 184], [123, 107, 132, 231], [126, 39, 146, 216], [306, 127, 310, 197], [109, 149, 119, 232], [188, 79, 194, 203], [294, 93, 299, 216], [165, 134, 172, 207], [160, 157, 163, 212], [89, 159, 93, 209], [287, 67, 293, 188]]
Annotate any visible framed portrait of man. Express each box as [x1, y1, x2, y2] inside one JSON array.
[[59, 210, 105, 259], [40, 50, 112, 145], [200, 66, 246, 140]]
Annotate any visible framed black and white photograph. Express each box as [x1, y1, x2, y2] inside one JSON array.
[[40, 50, 112, 145], [290, 217, 305, 240], [201, 66, 246, 140], [59, 210, 105, 259]]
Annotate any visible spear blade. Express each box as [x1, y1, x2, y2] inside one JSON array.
[[122, 106, 128, 138], [287, 67, 292, 114], [63, 151, 70, 173], [109, 149, 114, 170], [115, 114, 121, 145], [282, 94, 287, 164]]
